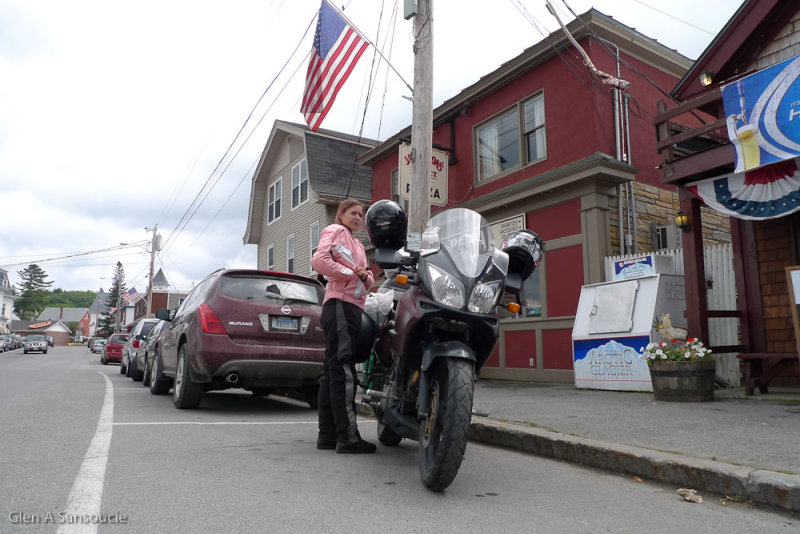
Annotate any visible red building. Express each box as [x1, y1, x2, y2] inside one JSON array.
[[359, 10, 695, 382]]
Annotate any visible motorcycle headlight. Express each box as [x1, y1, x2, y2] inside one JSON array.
[[427, 263, 465, 309], [468, 281, 502, 314]]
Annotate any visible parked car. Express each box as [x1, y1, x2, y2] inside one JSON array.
[[87, 337, 96, 351], [0, 334, 12, 352], [23, 334, 48, 354], [46, 335, 54, 347], [140, 320, 167, 387], [93, 339, 107, 357], [103, 333, 129, 366], [152, 269, 326, 409], [121, 318, 161, 380]]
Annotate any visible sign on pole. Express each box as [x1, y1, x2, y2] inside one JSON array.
[[398, 142, 448, 206]]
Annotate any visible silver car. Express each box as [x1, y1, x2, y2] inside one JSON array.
[[23, 335, 48, 354]]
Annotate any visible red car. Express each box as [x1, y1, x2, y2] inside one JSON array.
[[102, 333, 130, 365], [152, 269, 327, 409]]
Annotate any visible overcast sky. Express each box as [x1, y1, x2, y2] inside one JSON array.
[[0, 0, 742, 294]]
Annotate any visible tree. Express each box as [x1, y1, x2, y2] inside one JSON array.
[[99, 262, 126, 335], [14, 264, 54, 320]]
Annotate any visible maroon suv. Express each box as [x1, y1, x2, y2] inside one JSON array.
[[152, 269, 327, 409], [102, 333, 130, 365]]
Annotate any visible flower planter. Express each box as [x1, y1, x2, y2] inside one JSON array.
[[649, 359, 716, 402]]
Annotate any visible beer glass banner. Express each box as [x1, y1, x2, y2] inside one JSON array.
[[721, 54, 800, 173]]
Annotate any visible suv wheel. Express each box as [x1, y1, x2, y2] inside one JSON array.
[[149, 351, 171, 395], [173, 345, 203, 409]]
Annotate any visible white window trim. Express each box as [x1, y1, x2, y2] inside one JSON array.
[[267, 178, 282, 225], [286, 234, 295, 273], [291, 159, 309, 211], [266, 244, 274, 271], [474, 91, 546, 185], [309, 221, 320, 274]]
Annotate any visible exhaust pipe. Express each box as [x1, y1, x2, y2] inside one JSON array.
[[225, 373, 239, 384]]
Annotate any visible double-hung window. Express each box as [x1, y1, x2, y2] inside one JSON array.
[[292, 159, 309, 209], [268, 179, 282, 223], [310, 221, 319, 259], [476, 92, 545, 182], [287, 234, 295, 273], [267, 244, 274, 270]]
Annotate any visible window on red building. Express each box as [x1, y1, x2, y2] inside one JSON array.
[[477, 92, 545, 182]]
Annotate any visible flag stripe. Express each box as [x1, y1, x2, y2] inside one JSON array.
[[303, 28, 362, 115], [306, 31, 365, 116], [301, 2, 368, 131], [308, 41, 368, 130]]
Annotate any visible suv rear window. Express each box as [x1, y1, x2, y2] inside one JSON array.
[[110, 334, 129, 343], [140, 321, 158, 337], [220, 275, 324, 305]]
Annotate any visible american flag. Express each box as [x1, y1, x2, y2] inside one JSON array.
[[120, 287, 142, 303], [301, 0, 368, 131]]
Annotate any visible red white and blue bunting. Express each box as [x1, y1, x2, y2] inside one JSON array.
[[686, 158, 800, 220]]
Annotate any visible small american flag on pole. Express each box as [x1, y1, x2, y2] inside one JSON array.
[[121, 287, 142, 303], [301, 0, 369, 131]]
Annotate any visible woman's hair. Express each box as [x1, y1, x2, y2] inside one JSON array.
[[335, 198, 364, 225]]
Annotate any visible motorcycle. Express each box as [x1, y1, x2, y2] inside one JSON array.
[[362, 203, 542, 490]]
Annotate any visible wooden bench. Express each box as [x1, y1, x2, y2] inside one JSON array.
[[737, 353, 798, 396]]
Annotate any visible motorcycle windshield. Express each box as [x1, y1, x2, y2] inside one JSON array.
[[420, 208, 495, 278]]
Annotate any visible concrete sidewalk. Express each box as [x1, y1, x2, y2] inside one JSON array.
[[359, 380, 800, 511]]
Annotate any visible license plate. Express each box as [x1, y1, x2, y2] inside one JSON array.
[[271, 316, 299, 331]]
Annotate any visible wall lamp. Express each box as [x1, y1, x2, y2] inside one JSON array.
[[700, 70, 714, 87], [674, 211, 692, 233]]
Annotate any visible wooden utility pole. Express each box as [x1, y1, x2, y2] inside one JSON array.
[[145, 225, 158, 318], [408, 0, 433, 237]]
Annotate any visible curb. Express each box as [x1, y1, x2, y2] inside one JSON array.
[[356, 399, 798, 511], [468, 418, 800, 512]]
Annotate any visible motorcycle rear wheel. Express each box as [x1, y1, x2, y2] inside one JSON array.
[[376, 359, 403, 446], [418, 357, 474, 491]]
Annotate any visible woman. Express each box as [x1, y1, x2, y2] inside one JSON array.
[[311, 198, 376, 454]]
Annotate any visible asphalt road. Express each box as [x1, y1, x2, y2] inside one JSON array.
[[0, 346, 796, 533]]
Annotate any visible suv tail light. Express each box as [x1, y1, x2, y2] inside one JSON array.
[[198, 303, 227, 335]]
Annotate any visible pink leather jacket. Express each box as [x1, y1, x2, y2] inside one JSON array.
[[311, 224, 374, 308]]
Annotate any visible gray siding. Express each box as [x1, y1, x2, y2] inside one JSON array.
[[754, 8, 800, 70], [257, 155, 329, 276]]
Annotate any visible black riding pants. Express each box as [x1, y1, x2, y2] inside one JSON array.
[[318, 299, 362, 444]]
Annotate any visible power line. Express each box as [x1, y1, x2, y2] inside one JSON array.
[[0, 242, 149, 269], [630, 0, 715, 36], [159, 11, 318, 258]]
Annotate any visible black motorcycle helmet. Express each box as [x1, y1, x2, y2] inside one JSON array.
[[501, 230, 543, 280], [352, 312, 377, 363], [365, 199, 408, 250]]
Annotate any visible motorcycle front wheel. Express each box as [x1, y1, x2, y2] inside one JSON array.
[[418, 357, 474, 491]]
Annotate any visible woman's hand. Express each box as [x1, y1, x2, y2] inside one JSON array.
[[356, 268, 369, 282]]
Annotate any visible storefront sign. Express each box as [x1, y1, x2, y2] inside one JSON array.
[[490, 214, 525, 245], [398, 143, 448, 206]]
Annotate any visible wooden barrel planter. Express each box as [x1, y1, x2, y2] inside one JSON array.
[[648, 359, 716, 402]]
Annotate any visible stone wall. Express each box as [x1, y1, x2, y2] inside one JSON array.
[[608, 182, 732, 254]]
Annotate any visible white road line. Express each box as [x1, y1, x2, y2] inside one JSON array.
[[57, 372, 114, 534], [114, 421, 318, 426], [113, 420, 374, 426]]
